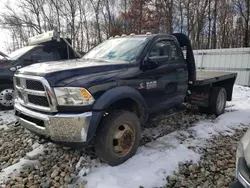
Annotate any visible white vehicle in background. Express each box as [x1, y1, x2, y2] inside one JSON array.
[[231, 128, 250, 188], [0, 30, 81, 110]]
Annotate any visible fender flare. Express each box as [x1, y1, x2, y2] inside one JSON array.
[[87, 86, 149, 141], [92, 86, 148, 111]]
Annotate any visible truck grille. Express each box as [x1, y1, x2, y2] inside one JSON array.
[[14, 75, 57, 112], [28, 95, 49, 107], [26, 80, 45, 91]]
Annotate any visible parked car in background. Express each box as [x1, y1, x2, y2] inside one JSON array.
[[0, 30, 81, 110], [231, 128, 250, 188]]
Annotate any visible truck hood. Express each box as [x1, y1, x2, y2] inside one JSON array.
[[16, 58, 130, 87]]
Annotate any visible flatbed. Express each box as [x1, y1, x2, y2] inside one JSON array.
[[195, 71, 237, 85]]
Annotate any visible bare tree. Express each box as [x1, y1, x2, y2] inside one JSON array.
[[1, 0, 250, 52], [90, 0, 102, 43]]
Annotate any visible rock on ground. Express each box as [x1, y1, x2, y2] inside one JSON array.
[[0, 125, 37, 170], [165, 127, 247, 188]]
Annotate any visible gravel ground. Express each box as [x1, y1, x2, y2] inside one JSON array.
[[165, 127, 247, 188], [0, 124, 37, 171], [0, 106, 243, 188]]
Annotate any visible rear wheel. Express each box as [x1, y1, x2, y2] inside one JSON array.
[[210, 87, 227, 116], [94, 110, 141, 166], [0, 85, 14, 110], [199, 87, 227, 116]]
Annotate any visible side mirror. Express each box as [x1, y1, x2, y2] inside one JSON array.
[[141, 57, 158, 70]]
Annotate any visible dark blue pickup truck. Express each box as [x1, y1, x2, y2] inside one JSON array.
[[14, 33, 237, 166]]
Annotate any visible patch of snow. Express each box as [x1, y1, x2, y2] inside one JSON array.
[[32, 142, 41, 150], [86, 144, 199, 188], [26, 145, 44, 158], [0, 158, 35, 182], [75, 156, 85, 170], [81, 85, 250, 188]]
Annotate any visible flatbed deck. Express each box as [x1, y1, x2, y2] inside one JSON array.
[[195, 71, 237, 85]]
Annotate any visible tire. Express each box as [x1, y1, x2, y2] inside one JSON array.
[[198, 87, 227, 116], [0, 84, 15, 110], [210, 87, 227, 116], [94, 110, 141, 166], [199, 87, 227, 116]]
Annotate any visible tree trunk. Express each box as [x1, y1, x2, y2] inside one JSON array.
[[139, 0, 143, 33], [244, 0, 250, 47], [207, 0, 211, 48], [212, 0, 217, 49], [179, 1, 183, 33], [124, 0, 127, 33]]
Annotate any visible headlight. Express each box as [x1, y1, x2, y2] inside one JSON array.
[[54, 87, 94, 106]]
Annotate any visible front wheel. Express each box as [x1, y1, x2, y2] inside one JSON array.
[[0, 85, 15, 110], [94, 110, 141, 166]]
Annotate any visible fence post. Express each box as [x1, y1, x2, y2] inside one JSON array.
[[248, 50, 250, 87], [200, 52, 204, 70]]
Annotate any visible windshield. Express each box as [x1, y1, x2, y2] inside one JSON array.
[[83, 37, 149, 62], [8, 45, 37, 60]]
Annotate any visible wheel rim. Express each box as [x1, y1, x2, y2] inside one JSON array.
[[217, 90, 225, 112], [0, 89, 14, 107], [113, 122, 135, 157]]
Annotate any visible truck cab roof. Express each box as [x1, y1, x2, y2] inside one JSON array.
[[114, 33, 177, 40]]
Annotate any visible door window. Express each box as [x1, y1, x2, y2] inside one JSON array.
[[149, 40, 180, 61], [22, 47, 60, 65], [32, 48, 56, 62]]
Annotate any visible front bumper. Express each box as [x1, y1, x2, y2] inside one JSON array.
[[15, 102, 92, 143]]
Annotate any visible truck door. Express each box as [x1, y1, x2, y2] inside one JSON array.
[[139, 39, 187, 112]]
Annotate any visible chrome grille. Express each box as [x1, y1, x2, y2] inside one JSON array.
[[14, 75, 57, 112], [28, 95, 49, 107], [26, 80, 45, 91]]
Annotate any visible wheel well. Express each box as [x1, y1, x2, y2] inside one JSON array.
[[106, 98, 146, 124]]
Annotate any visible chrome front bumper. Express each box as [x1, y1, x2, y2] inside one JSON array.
[[15, 102, 92, 143]]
